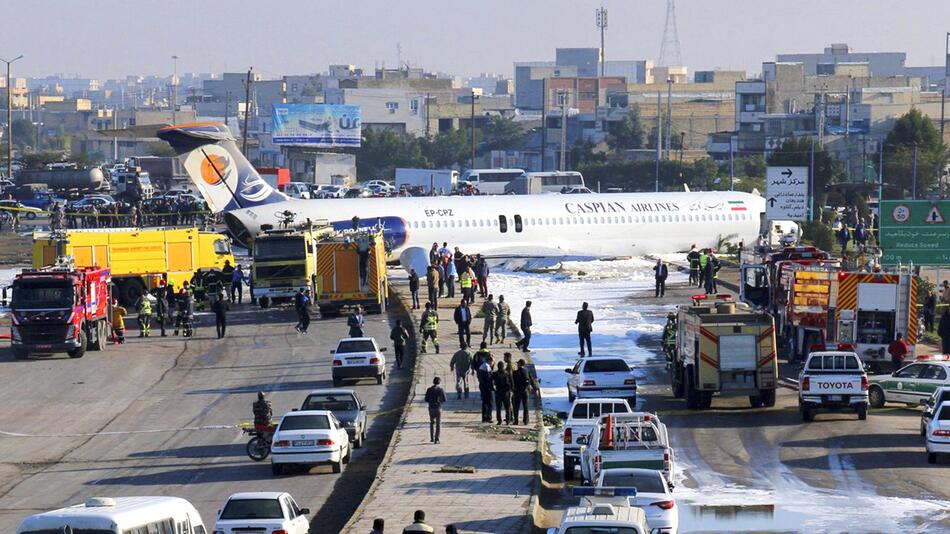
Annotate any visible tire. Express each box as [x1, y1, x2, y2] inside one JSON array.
[[258, 296, 269, 309], [568, 388, 576, 403], [928, 452, 938, 464], [343, 444, 351, 464], [671, 372, 685, 398], [117, 278, 147, 307], [68, 329, 87, 359], [868, 386, 885, 409], [749, 395, 764, 408], [376, 373, 384, 385], [271, 463, 283, 476], [801, 406, 813, 422], [685, 386, 700, 410], [247, 437, 271, 461], [332, 377, 342, 387], [354, 429, 364, 449], [760, 389, 776, 408], [331, 459, 342, 474], [564, 457, 576, 480], [13, 348, 29, 360], [25, 211, 36, 220], [857, 405, 868, 421], [700, 391, 713, 409]]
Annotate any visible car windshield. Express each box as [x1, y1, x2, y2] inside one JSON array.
[[255, 237, 305, 261], [11, 282, 73, 308], [279, 414, 330, 431], [565, 528, 640, 534], [337, 340, 376, 353], [602, 472, 665, 493], [584, 360, 629, 373], [303, 394, 358, 411], [219, 498, 284, 520]]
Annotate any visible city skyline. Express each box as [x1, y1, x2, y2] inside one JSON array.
[[2, 0, 950, 80]]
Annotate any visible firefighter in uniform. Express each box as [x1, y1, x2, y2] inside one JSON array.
[[662, 312, 677, 367], [420, 302, 440, 353], [136, 293, 152, 337]]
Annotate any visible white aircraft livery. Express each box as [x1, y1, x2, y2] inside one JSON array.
[[159, 122, 766, 272]]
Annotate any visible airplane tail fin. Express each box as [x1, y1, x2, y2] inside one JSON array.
[[157, 122, 288, 213]]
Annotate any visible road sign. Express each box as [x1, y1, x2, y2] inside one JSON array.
[[765, 166, 809, 221], [880, 200, 950, 266]]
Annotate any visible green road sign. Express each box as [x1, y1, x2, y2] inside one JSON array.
[[880, 200, 950, 266]]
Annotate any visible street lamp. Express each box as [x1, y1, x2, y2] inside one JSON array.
[[1, 54, 24, 178], [171, 55, 180, 115]]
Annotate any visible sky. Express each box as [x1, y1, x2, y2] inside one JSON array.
[[3, 0, 950, 81]]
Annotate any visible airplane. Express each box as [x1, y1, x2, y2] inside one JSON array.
[[158, 122, 767, 272]]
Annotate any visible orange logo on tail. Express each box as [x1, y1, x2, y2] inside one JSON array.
[[200, 154, 230, 185]]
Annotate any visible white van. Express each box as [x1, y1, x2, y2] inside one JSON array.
[[459, 168, 525, 195], [282, 182, 312, 199], [17, 496, 207, 534]]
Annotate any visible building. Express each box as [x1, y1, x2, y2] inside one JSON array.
[[777, 43, 907, 77]]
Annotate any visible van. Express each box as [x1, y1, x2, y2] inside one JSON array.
[[459, 168, 525, 195], [282, 182, 312, 199], [17, 496, 207, 534]]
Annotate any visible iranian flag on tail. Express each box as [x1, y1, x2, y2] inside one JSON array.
[[729, 200, 747, 211]]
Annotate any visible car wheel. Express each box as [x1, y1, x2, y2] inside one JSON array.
[[354, 429, 364, 449], [13, 348, 29, 360], [25, 211, 36, 220], [331, 459, 343, 473], [271, 463, 283, 476], [857, 405, 868, 420], [332, 377, 342, 387], [564, 457, 575, 480], [568, 389, 576, 403], [868, 386, 885, 409], [343, 444, 352, 464], [928, 452, 937, 464], [376, 373, 384, 385], [800, 405, 813, 422], [921, 422, 927, 437]]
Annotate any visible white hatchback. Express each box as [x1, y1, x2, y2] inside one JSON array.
[[215, 492, 310, 534], [270, 410, 351, 475]]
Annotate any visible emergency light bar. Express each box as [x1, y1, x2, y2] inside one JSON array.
[[916, 354, 950, 362], [573, 487, 638, 498]]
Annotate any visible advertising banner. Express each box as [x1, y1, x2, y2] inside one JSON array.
[[272, 104, 361, 147]]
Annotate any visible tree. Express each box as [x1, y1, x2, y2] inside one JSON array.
[[421, 129, 469, 168], [478, 116, 525, 154], [354, 128, 428, 180], [19, 150, 67, 170], [11, 119, 37, 150], [606, 104, 645, 153], [768, 136, 844, 219], [646, 126, 683, 151], [147, 141, 177, 157], [881, 108, 947, 197]]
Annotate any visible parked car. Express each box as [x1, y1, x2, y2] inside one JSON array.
[[301, 389, 368, 448], [154, 188, 192, 200], [318, 185, 348, 199], [67, 194, 116, 211], [925, 401, 950, 464], [561, 186, 593, 194], [270, 410, 351, 475], [344, 187, 371, 199], [0, 199, 45, 220], [331, 337, 387, 386], [562, 397, 633, 480], [548, 500, 650, 534], [595, 468, 679, 534], [215, 492, 310, 534], [565, 357, 638, 403], [921, 386, 950, 436], [363, 179, 392, 189], [798, 351, 869, 421], [283, 182, 311, 199], [869, 356, 950, 409]]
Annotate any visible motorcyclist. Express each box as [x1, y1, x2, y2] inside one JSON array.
[[253, 391, 273, 432]]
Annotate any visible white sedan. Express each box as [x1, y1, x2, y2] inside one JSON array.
[[215, 492, 310, 534], [270, 410, 351, 475], [596, 468, 678, 534], [926, 401, 950, 464]]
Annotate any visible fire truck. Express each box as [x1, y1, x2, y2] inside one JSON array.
[[5, 257, 111, 360], [313, 229, 389, 316], [670, 295, 779, 409], [742, 262, 917, 371], [739, 246, 839, 315]]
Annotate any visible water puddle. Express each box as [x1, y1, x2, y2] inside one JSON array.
[[679, 503, 809, 533]]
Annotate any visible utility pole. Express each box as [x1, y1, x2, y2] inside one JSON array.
[[655, 90, 662, 191], [425, 92, 431, 137], [242, 67, 253, 156], [943, 32, 950, 137], [470, 89, 477, 170], [171, 55, 180, 122], [596, 6, 608, 77], [912, 142, 918, 199], [559, 90, 569, 171], [878, 137, 885, 203], [2, 55, 24, 179], [541, 78, 547, 172], [224, 90, 230, 127], [809, 138, 816, 222], [665, 78, 673, 158], [729, 136, 734, 191]]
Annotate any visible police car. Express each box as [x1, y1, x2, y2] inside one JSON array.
[[867, 354, 950, 409]]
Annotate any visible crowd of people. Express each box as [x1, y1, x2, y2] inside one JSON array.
[[685, 244, 722, 294]]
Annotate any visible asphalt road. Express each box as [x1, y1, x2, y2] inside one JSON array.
[[0, 302, 408, 532]]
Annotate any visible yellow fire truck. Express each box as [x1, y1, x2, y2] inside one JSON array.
[[32, 228, 234, 305], [671, 295, 779, 409], [314, 230, 388, 316], [251, 223, 334, 308]]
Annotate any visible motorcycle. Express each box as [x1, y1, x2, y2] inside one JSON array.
[[241, 422, 276, 461]]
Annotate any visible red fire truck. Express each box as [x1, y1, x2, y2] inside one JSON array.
[[7, 259, 112, 359]]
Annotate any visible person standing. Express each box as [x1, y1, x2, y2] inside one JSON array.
[[495, 295, 510, 343], [420, 302, 440, 354], [453, 300, 472, 347], [924, 288, 937, 332], [221, 260, 235, 298], [424, 377, 446, 444], [453, 247, 467, 277], [516, 301, 533, 352], [426, 264, 440, 310], [212, 291, 229, 339], [299, 289, 312, 334], [702, 252, 715, 294], [888, 332, 909, 371], [698, 248, 709, 288], [474, 255, 489, 297], [653, 259, 669, 298], [492, 361, 513, 425], [348, 305, 366, 337], [403, 510, 435, 533], [445, 259, 457, 298], [231, 265, 247, 304], [941, 280, 950, 305], [153, 282, 169, 337], [389, 319, 409, 369], [450, 342, 472, 399], [512, 359, 534, 425], [459, 269, 473, 305], [428, 243, 440, 265], [135, 293, 152, 337], [686, 245, 700, 286], [369, 518, 385, 534], [476, 350, 495, 423], [481, 294, 498, 345], [575, 302, 594, 357], [436, 261, 447, 298], [940, 308, 950, 354], [408, 268, 421, 309], [112, 298, 127, 344], [293, 288, 306, 332]]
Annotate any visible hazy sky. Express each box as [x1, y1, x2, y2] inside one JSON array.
[[3, 0, 950, 80]]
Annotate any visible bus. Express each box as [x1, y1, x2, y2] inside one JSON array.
[[504, 171, 586, 194], [17, 496, 207, 534], [458, 168, 525, 195]]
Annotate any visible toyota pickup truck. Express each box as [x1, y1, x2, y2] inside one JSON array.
[[798, 351, 869, 422], [561, 397, 633, 480], [578, 412, 675, 489]]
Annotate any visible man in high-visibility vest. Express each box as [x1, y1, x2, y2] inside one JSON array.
[[420, 302, 440, 354], [460, 270, 473, 305], [698, 249, 709, 289]]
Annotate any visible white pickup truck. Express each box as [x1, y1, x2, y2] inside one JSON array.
[[562, 397, 633, 480], [578, 412, 675, 489], [798, 351, 869, 422]]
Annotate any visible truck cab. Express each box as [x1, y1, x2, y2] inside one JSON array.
[[113, 168, 155, 201], [251, 224, 333, 308]]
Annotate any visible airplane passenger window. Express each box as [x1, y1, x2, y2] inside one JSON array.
[[514, 215, 523, 232], [499, 215, 508, 233]]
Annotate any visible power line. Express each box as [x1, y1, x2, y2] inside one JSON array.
[[657, 0, 683, 67]]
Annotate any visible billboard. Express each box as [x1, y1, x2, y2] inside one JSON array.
[[272, 104, 361, 147]]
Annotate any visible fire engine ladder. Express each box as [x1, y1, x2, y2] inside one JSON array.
[[894, 269, 913, 341]]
